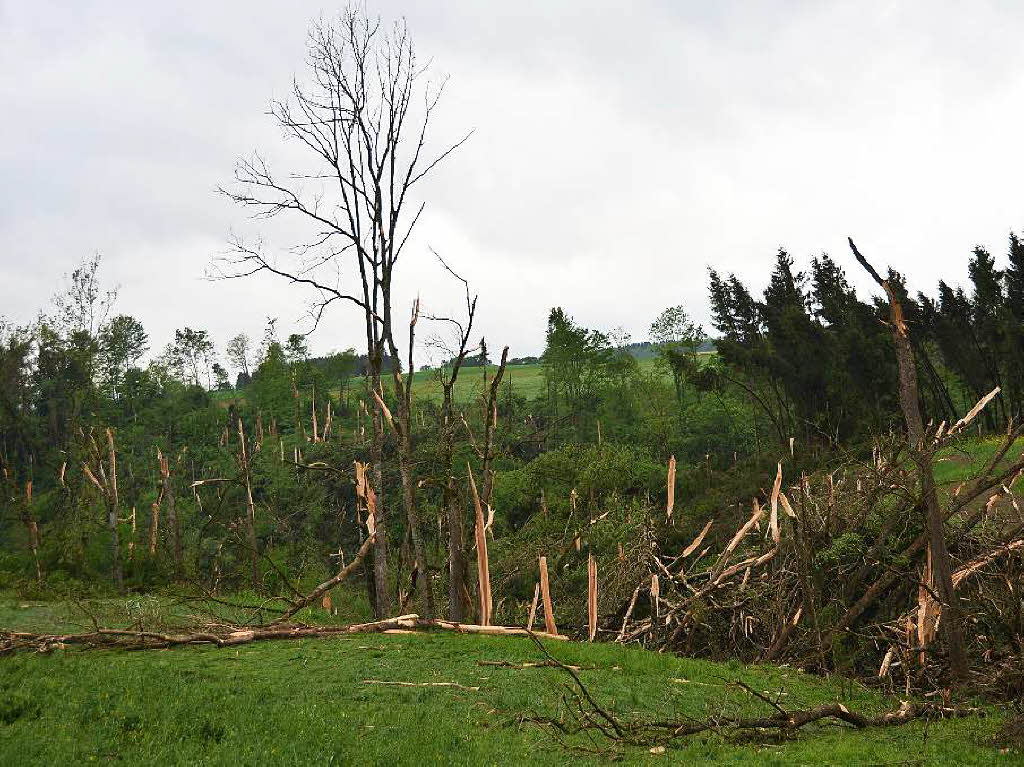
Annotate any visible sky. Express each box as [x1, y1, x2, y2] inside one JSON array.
[[3, 1, 1024, 369]]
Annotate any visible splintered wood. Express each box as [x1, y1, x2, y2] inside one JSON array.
[[468, 464, 492, 626], [538, 556, 557, 635], [526, 582, 540, 632], [666, 455, 677, 520], [587, 553, 598, 641]]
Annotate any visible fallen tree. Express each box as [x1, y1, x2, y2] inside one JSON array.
[[521, 632, 984, 751], [0, 615, 568, 655]]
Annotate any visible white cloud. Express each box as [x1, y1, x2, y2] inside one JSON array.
[[3, 1, 1024, 365]]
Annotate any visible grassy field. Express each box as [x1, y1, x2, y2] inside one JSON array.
[[0, 596, 1012, 765], [213, 355, 682, 407], [410, 360, 550, 403]]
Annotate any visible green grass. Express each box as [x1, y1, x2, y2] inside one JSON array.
[[933, 436, 1024, 487], [410, 361, 549, 403], [0, 596, 1010, 765], [213, 355, 685, 407]]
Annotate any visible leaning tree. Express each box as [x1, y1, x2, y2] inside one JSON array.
[[217, 8, 470, 618]]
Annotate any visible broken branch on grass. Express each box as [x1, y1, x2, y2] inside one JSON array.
[[362, 680, 480, 691]]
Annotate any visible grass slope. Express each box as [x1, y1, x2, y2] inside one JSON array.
[[0, 599, 1009, 765]]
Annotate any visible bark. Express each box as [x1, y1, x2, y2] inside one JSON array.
[[162, 459, 182, 579], [469, 465, 491, 625], [849, 238, 966, 679], [148, 501, 159, 558], [21, 481, 42, 583], [366, 388, 391, 619], [445, 480, 469, 621], [1, 616, 568, 655], [398, 424, 434, 617], [539, 556, 558, 635]]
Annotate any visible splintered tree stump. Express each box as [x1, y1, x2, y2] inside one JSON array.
[[539, 556, 557, 636]]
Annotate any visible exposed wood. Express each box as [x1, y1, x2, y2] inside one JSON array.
[[682, 519, 713, 559], [539, 556, 557, 635], [21, 481, 42, 583], [665, 455, 677, 520], [587, 553, 598, 641], [769, 461, 782, 543], [147, 500, 159, 558], [1, 615, 568, 655], [362, 680, 479, 691], [617, 585, 640, 642], [237, 418, 261, 592], [848, 237, 967, 680], [526, 582, 540, 632], [469, 464, 492, 625]]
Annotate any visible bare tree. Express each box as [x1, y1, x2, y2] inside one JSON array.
[[217, 9, 469, 618], [423, 252, 479, 620]]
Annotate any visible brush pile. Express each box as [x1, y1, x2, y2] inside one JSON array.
[[605, 403, 1024, 694]]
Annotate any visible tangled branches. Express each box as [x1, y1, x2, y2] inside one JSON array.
[[610, 397, 1024, 690], [522, 632, 983, 752]]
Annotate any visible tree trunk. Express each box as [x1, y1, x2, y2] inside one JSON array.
[[849, 238, 967, 680], [237, 419, 261, 592], [105, 430, 123, 592], [445, 479, 469, 621], [368, 374, 391, 618], [163, 465, 182, 579], [107, 500, 123, 592], [398, 426, 434, 617]]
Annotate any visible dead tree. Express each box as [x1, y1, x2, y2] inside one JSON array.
[[847, 238, 966, 680], [424, 252, 479, 621], [218, 9, 468, 618]]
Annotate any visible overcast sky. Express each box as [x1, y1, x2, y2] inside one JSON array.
[[3, 1, 1024, 368]]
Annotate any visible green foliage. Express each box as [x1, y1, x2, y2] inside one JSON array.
[[493, 443, 663, 527]]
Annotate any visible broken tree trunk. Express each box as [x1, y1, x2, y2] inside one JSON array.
[[159, 450, 182, 579], [527, 582, 540, 632], [237, 419, 261, 592], [22, 481, 42, 584], [587, 553, 598, 641], [148, 501, 159, 558], [1, 615, 569, 655], [469, 464, 492, 626], [445, 478, 470, 622], [849, 238, 967, 680], [539, 555, 557, 635], [368, 381, 392, 619], [105, 429, 123, 592]]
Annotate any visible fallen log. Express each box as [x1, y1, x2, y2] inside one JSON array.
[[0, 615, 568, 655], [362, 680, 479, 691]]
